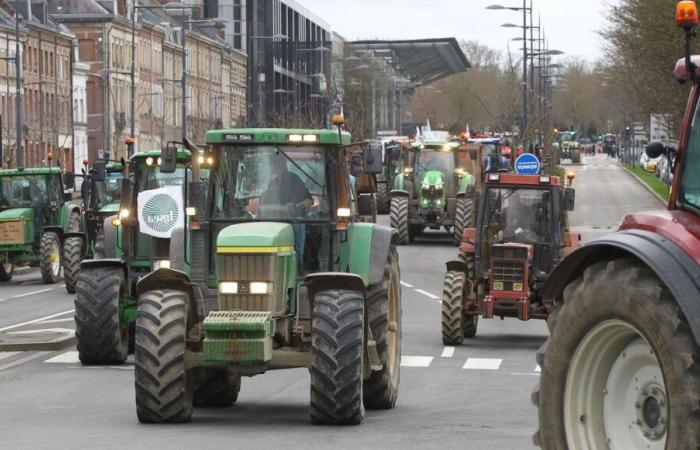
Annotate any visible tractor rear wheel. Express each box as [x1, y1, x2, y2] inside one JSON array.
[[390, 196, 410, 245], [310, 289, 365, 425], [135, 289, 193, 423], [39, 232, 61, 284], [74, 267, 127, 364], [0, 263, 13, 282], [453, 197, 473, 246], [377, 182, 389, 214], [441, 271, 466, 345], [532, 258, 700, 449], [194, 368, 241, 407], [63, 237, 82, 294], [364, 247, 402, 410]]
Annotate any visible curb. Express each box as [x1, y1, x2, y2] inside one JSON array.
[[621, 166, 667, 206]]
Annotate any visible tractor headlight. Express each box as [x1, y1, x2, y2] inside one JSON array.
[[153, 260, 171, 270], [493, 281, 504, 291], [249, 282, 272, 295], [435, 182, 443, 189], [422, 182, 430, 189], [119, 208, 130, 219], [513, 282, 524, 291], [219, 282, 238, 294]]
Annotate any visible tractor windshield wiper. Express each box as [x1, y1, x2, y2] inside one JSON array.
[[274, 146, 325, 191]]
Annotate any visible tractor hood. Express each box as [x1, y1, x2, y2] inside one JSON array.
[[217, 222, 295, 250], [98, 202, 120, 214], [421, 170, 445, 187], [0, 208, 34, 221]]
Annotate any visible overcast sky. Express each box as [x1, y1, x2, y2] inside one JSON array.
[[298, 0, 608, 62]]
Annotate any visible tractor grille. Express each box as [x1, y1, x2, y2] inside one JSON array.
[[492, 261, 525, 284], [217, 253, 277, 312]]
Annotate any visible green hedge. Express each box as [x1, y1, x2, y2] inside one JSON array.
[[624, 165, 670, 201]]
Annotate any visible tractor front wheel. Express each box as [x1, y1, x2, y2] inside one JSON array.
[[533, 258, 700, 449], [390, 196, 410, 245], [377, 182, 389, 214], [453, 197, 473, 246], [74, 267, 127, 364], [39, 232, 61, 284], [62, 237, 83, 294], [135, 289, 193, 423], [441, 271, 466, 345], [194, 368, 241, 407], [310, 289, 365, 425], [364, 247, 402, 410]]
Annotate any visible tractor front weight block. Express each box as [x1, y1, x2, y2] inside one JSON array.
[[203, 310, 274, 366]]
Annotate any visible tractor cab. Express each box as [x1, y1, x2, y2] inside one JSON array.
[[80, 161, 124, 255]]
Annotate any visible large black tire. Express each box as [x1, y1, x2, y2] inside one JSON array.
[[310, 290, 365, 425], [533, 258, 700, 449], [453, 196, 473, 246], [94, 215, 117, 259], [0, 262, 13, 282], [135, 289, 193, 423], [68, 210, 81, 232], [74, 267, 127, 364], [62, 237, 82, 294], [364, 247, 402, 410], [390, 196, 409, 245], [441, 271, 466, 345], [193, 368, 241, 407], [376, 182, 389, 214], [39, 232, 61, 284]]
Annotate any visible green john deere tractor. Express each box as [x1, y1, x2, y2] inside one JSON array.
[[390, 139, 475, 245], [73, 147, 203, 365], [0, 166, 81, 283], [62, 160, 124, 293], [131, 126, 402, 425]]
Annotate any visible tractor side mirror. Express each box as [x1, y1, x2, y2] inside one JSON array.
[[645, 141, 676, 158], [92, 159, 106, 182], [160, 142, 178, 174], [564, 188, 576, 211], [350, 153, 362, 177], [362, 140, 383, 174]]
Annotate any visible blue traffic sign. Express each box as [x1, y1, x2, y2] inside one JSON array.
[[514, 153, 541, 175]]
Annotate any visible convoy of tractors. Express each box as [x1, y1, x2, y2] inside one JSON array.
[[2, 3, 700, 446]]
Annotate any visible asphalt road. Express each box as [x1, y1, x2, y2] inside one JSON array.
[[0, 154, 663, 450]]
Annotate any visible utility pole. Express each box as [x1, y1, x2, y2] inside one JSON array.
[[521, 0, 528, 153], [15, 15, 22, 167], [181, 27, 187, 141], [129, 5, 136, 156]]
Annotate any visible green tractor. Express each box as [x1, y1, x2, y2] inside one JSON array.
[[73, 147, 202, 365], [0, 166, 81, 283], [132, 126, 402, 424], [376, 139, 408, 214], [559, 131, 581, 164], [62, 160, 125, 293], [390, 139, 475, 245]]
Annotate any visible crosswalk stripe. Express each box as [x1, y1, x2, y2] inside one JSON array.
[[400, 356, 433, 367], [44, 351, 80, 364], [463, 358, 502, 370], [535, 365, 541, 373], [441, 347, 455, 358]]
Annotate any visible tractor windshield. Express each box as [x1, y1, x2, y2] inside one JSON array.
[[135, 163, 187, 193], [212, 145, 329, 221], [416, 149, 454, 184], [93, 172, 123, 207], [482, 187, 554, 245], [0, 174, 56, 208]]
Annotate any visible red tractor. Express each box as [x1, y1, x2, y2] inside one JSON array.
[[441, 172, 578, 344], [532, 2, 700, 448]]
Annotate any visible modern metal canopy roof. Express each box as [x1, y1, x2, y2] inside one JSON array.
[[347, 38, 470, 85]]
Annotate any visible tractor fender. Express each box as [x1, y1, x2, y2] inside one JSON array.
[[390, 189, 410, 198], [64, 231, 87, 243], [303, 272, 366, 306], [542, 229, 700, 346], [42, 225, 66, 240], [347, 223, 398, 286], [136, 268, 204, 323], [102, 216, 118, 259], [445, 260, 468, 273], [59, 203, 81, 230], [79, 258, 126, 273]]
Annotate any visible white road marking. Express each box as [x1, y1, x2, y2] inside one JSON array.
[[400, 356, 433, 367], [463, 358, 502, 370], [507, 372, 540, 377], [0, 351, 20, 361], [44, 351, 80, 364], [36, 318, 74, 325], [535, 365, 541, 373], [65, 365, 134, 370], [400, 281, 414, 288], [12, 288, 53, 298], [441, 347, 455, 358], [7, 328, 74, 335], [414, 289, 439, 300], [0, 309, 74, 332], [0, 351, 51, 372]]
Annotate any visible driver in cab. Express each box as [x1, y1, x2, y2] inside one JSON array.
[[264, 154, 313, 209], [502, 195, 537, 242]]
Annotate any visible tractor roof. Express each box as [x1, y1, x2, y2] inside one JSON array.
[[0, 166, 61, 176], [105, 162, 123, 172], [412, 140, 460, 150], [484, 173, 562, 187], [205, 128, 352, 146], [469, 138, 502, 145], [130, 148, 191, 162]]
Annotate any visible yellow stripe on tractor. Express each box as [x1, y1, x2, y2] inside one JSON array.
[[217, 246, 294, 254]]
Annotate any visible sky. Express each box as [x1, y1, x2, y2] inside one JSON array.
[[297, 0, 608, 62]]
